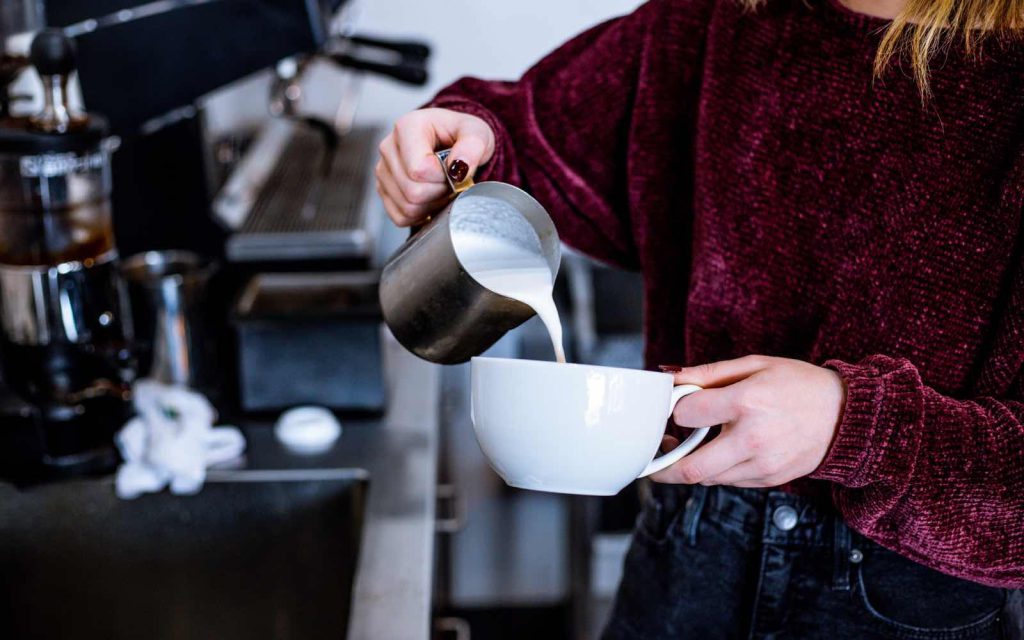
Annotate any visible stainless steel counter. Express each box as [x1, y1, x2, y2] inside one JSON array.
[[231, 331, 441, 640]]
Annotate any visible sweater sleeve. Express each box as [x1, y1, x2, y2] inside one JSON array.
[[428, 0, 711, 269], [810, 355, 1024, 588]]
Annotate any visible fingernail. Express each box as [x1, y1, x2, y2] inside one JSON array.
[[658, 364, 683, 373], [448, 159, 469, 183]]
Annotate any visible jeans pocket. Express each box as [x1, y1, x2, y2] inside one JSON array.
[[635, 490, 687, 546], [855, 547, 1005, 639]]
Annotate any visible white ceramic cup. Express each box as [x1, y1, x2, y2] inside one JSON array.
[[470, 357, 710, 495]]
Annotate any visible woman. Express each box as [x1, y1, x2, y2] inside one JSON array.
[[376, 0, 1024, 637]]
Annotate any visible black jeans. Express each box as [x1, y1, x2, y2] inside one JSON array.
[[602, 484, 1015, 640]]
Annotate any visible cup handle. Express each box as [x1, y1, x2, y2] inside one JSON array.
[[637, 384, 711, 479]]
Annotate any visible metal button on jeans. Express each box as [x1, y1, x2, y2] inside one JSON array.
[[772, 505, 799, 531]]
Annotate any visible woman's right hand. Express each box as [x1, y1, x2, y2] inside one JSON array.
[[375, 107, 496, 228]]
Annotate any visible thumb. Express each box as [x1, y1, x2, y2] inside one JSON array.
[[444, 118, 495, 183], [670, 355, 772, 388], [448, 135, 489, 172]]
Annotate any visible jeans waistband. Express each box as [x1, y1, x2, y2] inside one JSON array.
[[649, 483, 860, 591], [652, 484, 838, 540]]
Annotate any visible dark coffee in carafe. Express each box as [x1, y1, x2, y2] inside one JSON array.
[[0, 30, 134, 480]]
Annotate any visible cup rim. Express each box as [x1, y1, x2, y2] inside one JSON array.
[[470, 356, 671, 383]]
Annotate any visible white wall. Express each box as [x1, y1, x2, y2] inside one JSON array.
[[350, 0, 643, 127]]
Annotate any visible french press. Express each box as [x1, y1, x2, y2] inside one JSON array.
[[0, 30, 134, 480]]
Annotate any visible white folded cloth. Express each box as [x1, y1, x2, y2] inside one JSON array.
[[114, 380, 246, 499]]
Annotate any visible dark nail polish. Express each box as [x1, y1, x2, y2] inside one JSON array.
[[658, 364, 683, 373], [448, 159, 469, 183]]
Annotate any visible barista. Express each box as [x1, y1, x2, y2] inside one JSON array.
[[376, 0, 1024, 637]]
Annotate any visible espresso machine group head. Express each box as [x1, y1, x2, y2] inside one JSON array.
[[0, 29, 134, 483]]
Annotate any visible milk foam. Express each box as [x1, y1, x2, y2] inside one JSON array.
[[451, 196, 566, 363]]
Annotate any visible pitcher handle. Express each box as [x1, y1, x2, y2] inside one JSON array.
[[436, 148, 476, 194], [405, 149, 472, 235], [637, 384, 711, 478], [409, 149, 475, 235]]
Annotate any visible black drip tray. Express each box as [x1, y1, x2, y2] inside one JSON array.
[[0, 469, 367, 640], [226, 126, 383, 262]]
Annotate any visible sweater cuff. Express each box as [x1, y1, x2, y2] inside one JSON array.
[[809, 357, 924, 488]]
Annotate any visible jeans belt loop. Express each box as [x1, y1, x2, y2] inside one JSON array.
[[832, 516, 852, 591], [683, 485, 709, 547]]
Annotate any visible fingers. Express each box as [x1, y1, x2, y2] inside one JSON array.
[[660, 434, 680, 453], [672, 386, 740, 428], [700, 460, 760, 486], [651, 449, 789, 488], [391, 108, 493, 183], [377, 111, 448, 228], [650, 433, 746, 485], [376, 108, 497, 228], [653, 355, 813, 490], [672, 355, 773, 388], [376, 187, 406, 228], [447, 118, 492, 178], [697, 449, 790, 488], [380, 136, 449, 207], [375, 154, 449, 227], [393, 113, 448, 184], [375, 159, 417, 226]]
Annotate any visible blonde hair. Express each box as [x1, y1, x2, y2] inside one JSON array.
[[740, 0, 1024, 96]]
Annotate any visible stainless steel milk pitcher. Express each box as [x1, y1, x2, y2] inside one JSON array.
[[122, 251, 214, 389], [379, 150, 560, 364]]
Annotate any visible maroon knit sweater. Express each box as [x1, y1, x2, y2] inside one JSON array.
[[430, 0, 1024, 588]]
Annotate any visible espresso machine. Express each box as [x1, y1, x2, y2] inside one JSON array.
[[0, 30, 134, 483]]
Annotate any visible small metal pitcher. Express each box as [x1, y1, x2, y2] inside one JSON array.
[[122, 251, 215, 388], [379, 150, 560, 364]]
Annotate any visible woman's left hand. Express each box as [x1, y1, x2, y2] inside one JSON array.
[[651, 355, 847, 488]]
